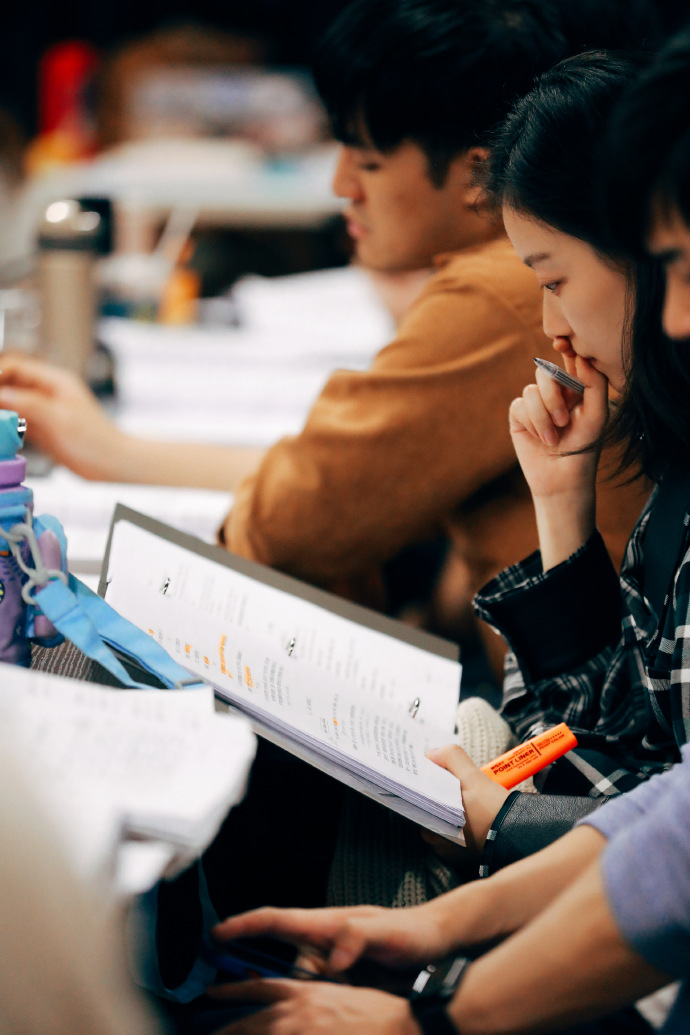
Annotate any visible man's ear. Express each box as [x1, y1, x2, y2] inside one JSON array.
[[463, 146, 490, 207], [445, 147, 490, 207]]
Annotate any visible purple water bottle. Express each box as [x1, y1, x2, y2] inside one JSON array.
[[0, 412, 62, 665]]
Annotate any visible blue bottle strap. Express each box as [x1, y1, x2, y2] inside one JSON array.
[[33, 575, 206, 691]]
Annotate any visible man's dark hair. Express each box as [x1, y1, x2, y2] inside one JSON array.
[[312, 0, 661, 186], [548, 0, 661, 56]]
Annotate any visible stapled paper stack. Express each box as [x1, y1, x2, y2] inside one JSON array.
[[102, 506, 465, 842]]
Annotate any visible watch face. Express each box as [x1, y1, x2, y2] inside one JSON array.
[[409, 957, 469, 1034], [411, 956, 470, 1000]]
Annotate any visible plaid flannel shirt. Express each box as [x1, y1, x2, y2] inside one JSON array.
[[474, 493, 690, 798]]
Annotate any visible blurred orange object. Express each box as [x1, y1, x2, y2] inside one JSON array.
[[158, 266, 200, 325], [26, 41, 100, 174]]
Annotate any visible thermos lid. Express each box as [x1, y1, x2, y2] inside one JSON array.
[[0, 413, 26, 484], [38, 197, 112, 253]]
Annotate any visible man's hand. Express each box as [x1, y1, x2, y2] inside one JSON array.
[[209, 978, 421, 1035], [212, 902, 451, 977], [0, 354, 123, 480]]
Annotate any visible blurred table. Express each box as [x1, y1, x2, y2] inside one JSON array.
[[18, 140, 344, 257], [27, 264, 394, 586]]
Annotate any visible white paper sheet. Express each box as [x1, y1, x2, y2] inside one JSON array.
[[0, 666, 256, 894], [27, 468, 231, 575], [98, 266, 394, 447]]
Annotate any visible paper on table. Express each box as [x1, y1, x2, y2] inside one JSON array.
[[98, 265, 394, 448], [27, 467, 231, 577]]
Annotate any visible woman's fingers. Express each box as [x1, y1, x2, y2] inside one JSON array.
[[521, 383, 560, 446], [426, 742, 476, 781], [511, 355, 609, 448], [574, 356, 609, 416], [534, 366, 571, 426]]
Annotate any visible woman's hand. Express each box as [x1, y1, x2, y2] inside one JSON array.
[[509, 347, 609, 501], [509, 346, 609, 570], [426, 743, 509, 856], [0, 353, 125, 481]]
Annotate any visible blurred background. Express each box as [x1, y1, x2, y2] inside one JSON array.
[[0, 0, 686, 342], [0, 0, 363, 334]]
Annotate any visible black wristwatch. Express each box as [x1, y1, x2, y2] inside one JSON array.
[[408, 956, 470, 1034], [410, 997, 461, 1034]]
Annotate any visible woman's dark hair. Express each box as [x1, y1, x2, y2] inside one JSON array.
[[604, 29, 690, 255], [600, 29, 690, 480], [484, 51, 671, 481]]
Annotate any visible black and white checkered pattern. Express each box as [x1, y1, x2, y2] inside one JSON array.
[[474, 492, 689, 799]]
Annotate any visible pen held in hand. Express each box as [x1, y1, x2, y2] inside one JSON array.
[[533, 357, 585, 395]]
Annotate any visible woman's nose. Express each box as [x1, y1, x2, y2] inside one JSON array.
[[662, 274, 690, 341], [542, 290, 572, 342]]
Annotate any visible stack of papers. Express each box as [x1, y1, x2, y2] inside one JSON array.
[[98, 266, 394, 447], [0, 665, 256, 897], [104, 508, 465, 842]]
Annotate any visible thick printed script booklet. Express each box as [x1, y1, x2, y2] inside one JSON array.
[[101, 506, 465, 841]]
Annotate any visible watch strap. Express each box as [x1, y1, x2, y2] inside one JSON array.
[[409, 956, 470, 1034], [410, 997, 460, 1034]]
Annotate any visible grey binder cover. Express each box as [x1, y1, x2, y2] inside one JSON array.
[[100, 504, 463, 842]]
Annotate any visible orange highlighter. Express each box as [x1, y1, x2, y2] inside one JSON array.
[[481, 723, 577, 789]]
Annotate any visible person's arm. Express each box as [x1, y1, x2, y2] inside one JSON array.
[[447, 855, 669, 1034], [0, 354, 264, 488], [208, 826, 667, 1035], [450, 749, 690, 1032], [211, 760, 690, 1034], [207, 850, 667, 1035], [478, 788, 604, 874], [206, 828, 612, 1035], [475, 528, 621, 685], [88, 437, 264, 490], [211, 825, 606, 976]]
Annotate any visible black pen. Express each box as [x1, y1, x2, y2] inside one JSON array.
[[533, 357, 585, 395]]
